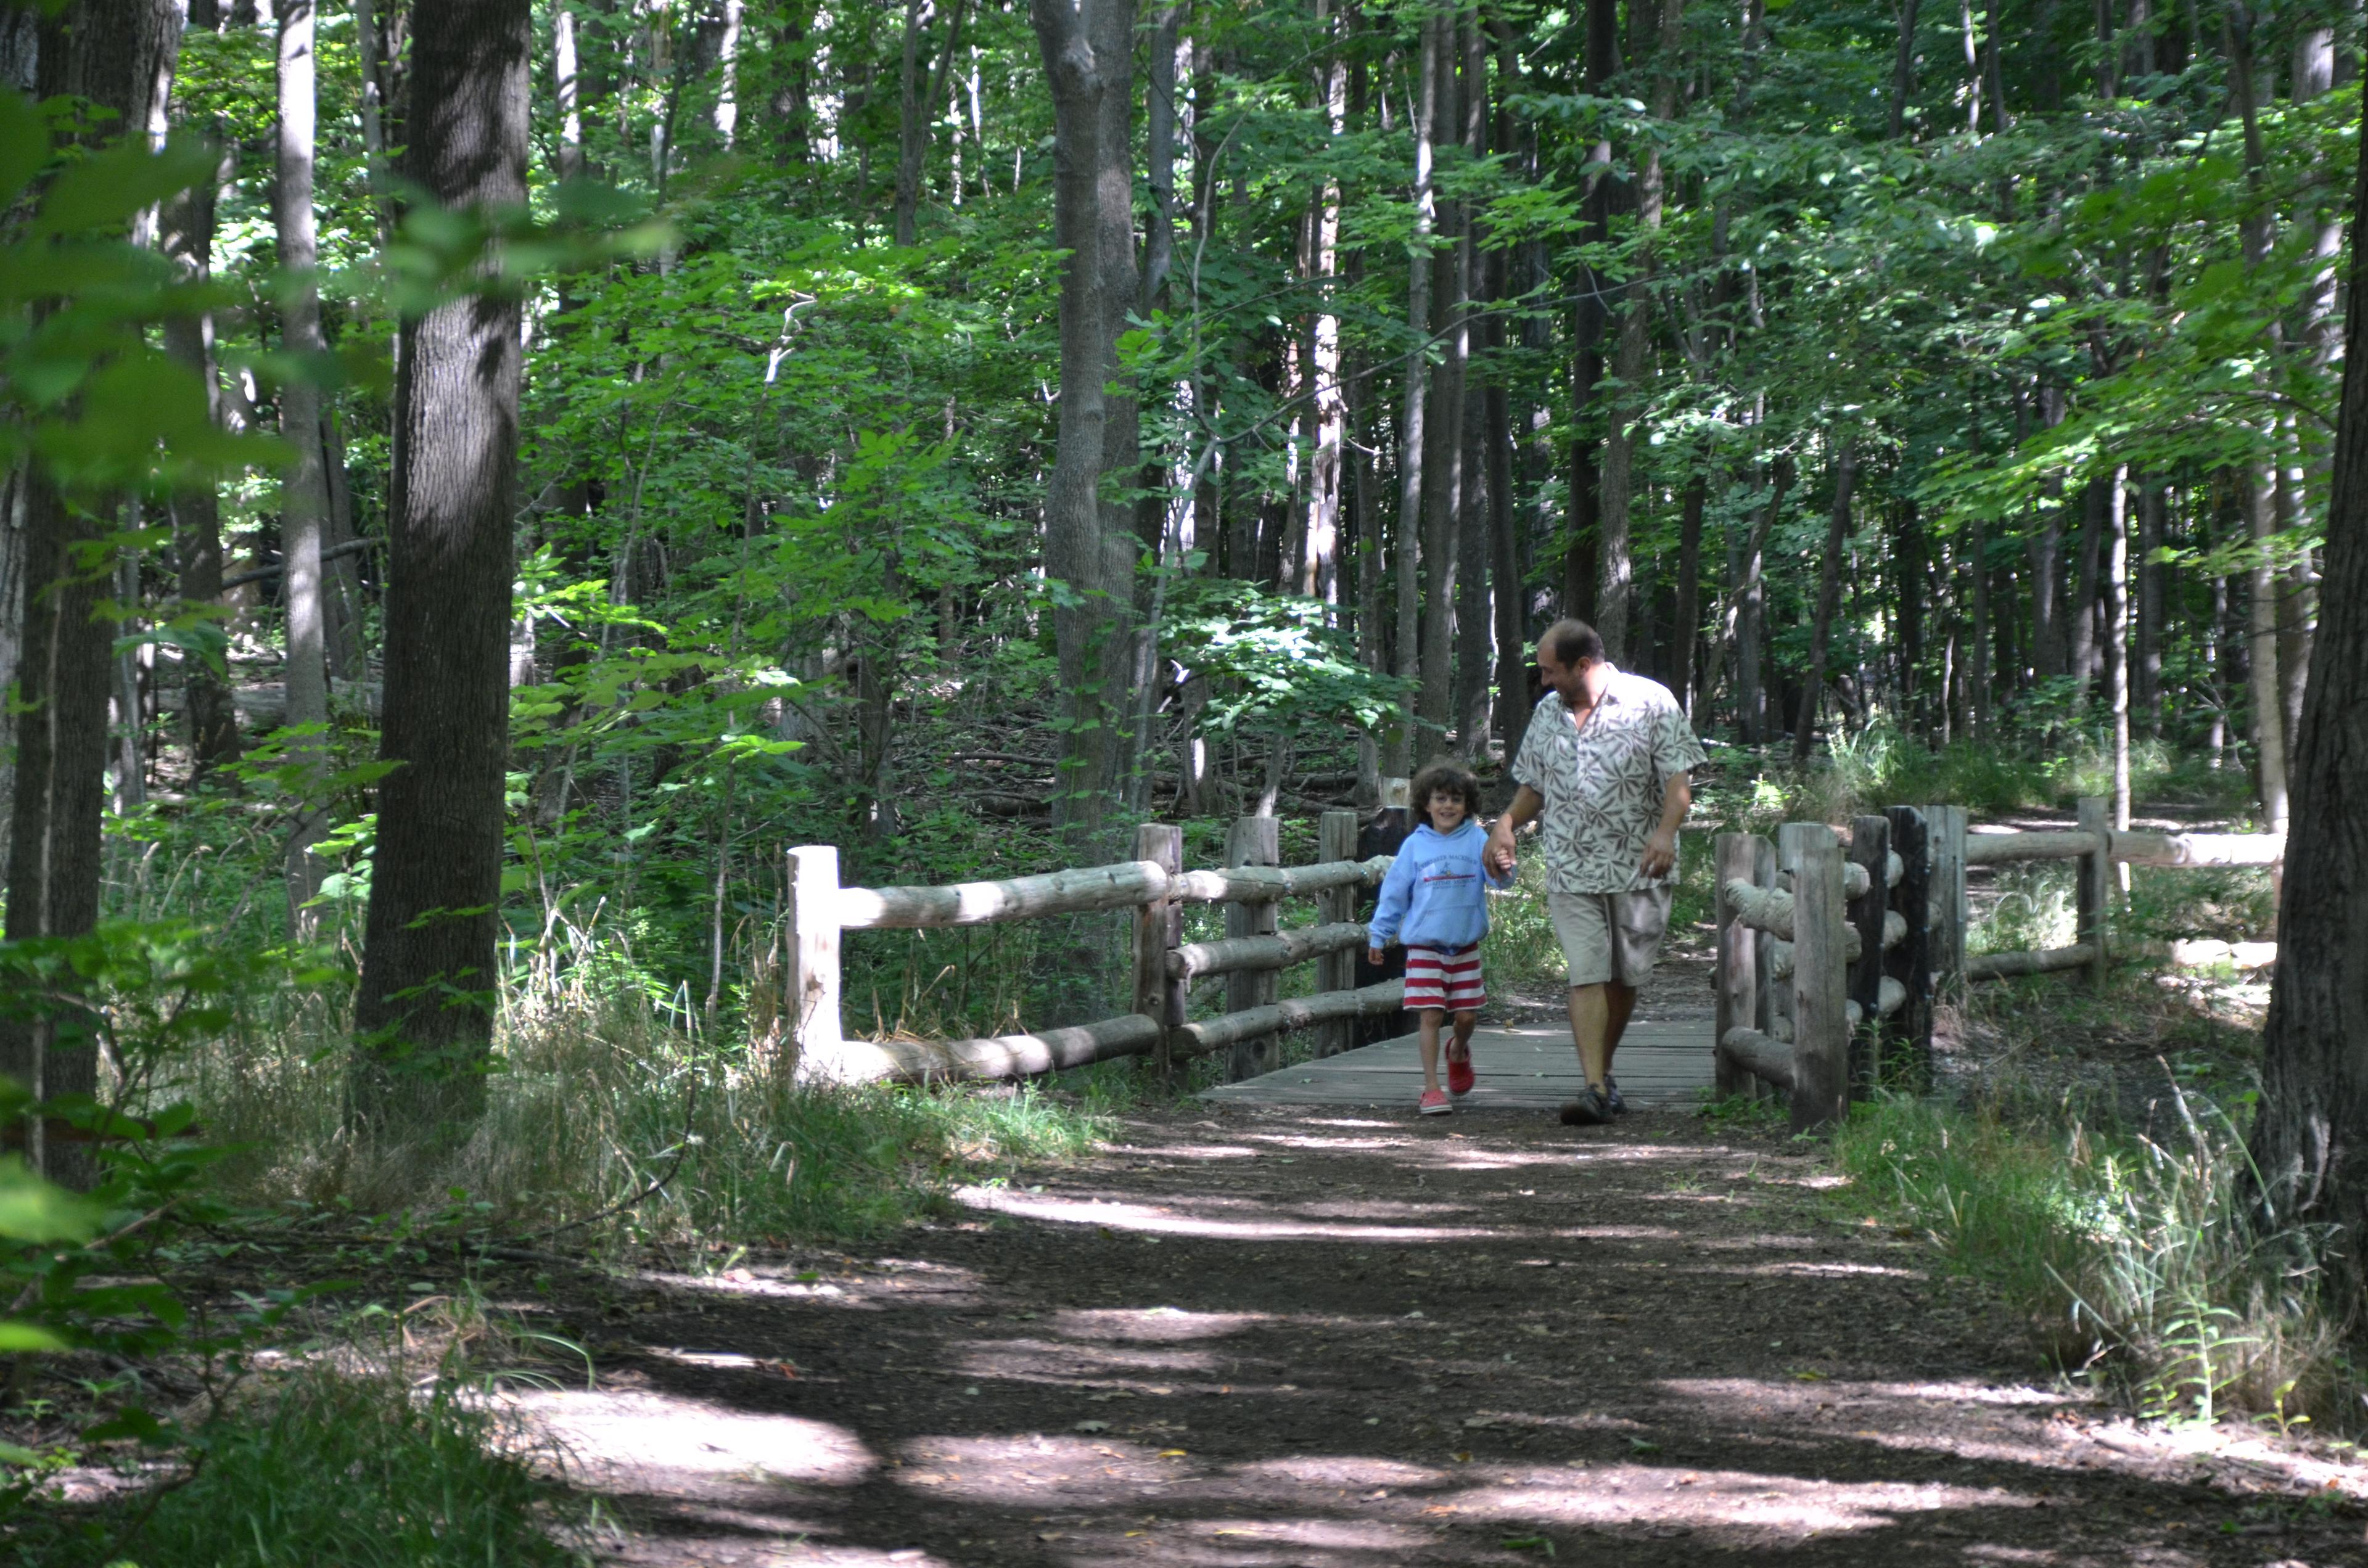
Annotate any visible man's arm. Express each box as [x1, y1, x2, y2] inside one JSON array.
[[1486, 784, 1543, 874], [1640, 771, 1692, 880]]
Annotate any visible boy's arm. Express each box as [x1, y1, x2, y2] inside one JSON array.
[[1367, 854, 1413, 954]]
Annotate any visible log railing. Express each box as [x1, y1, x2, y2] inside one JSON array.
[[1716, 799, 2280, 1131], [1932, 798, 2282, 987], [786, 805, 1408, 1086], [1714, 811, 1928, 1133]]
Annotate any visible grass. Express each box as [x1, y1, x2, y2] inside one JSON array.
[[1828, 1089, 2356, 1432], [1714, 720, 2261, 829], [163, 953, 1124, 1252], [17, 1366, 589, 1567]]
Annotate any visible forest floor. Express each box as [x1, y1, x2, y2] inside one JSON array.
[[480, 926, 2364, 1568]]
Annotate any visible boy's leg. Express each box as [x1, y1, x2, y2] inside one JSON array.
[[1418, 1009, 1446, 1093], [1450, 1009, 1479, 1055]]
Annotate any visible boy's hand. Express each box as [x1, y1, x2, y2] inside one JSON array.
[[1367, 946, 1384, 967]]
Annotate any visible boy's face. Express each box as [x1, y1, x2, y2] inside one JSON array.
[[1426, 790, 1468, 834]]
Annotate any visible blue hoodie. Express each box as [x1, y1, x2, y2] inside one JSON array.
[[1367, 818, 1510, 952]]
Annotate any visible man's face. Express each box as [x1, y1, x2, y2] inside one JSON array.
[[1535, 642, 1593, 706]]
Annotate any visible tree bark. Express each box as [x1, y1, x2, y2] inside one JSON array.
[[2248, 89, 2368, 1305], [277, 0, 334, 935], [1888, 0, 1921, 138], [1561, 0, 1619, 623], [351, 0, 530, 1145], [1, 0, 184, 1188], [1030, 0, 1138, 837], [1735, 456, 1791, 744], [1672, 474, 1705, 718], [1387, 14, 1437, 777], [1593, 0, 1685, 663], [2108, 466, 2132, 830], [1792, 439, 1856, 763], [159, 27, 239, 773]]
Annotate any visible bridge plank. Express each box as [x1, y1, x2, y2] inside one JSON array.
[[1200, 1021, 1716, 1109]]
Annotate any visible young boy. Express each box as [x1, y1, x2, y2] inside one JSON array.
[[1367, 760, 1510, 1115]]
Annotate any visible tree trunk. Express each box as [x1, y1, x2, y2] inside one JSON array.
[[893, 0, 929, 244], [2070, 477, 2102, 705], [713, 0, 742, 147], [159, 59, 239, 774], [1593, 0, 1685, 663], [1302, 0, 1344, 602], [2108, 466, 2132, 830], [1029, 0, 1138, 837], [1672, 474, 1705, 718], [1888, 0, 1922, 137], [1735, 456, 1791, 744], [1415, 19, 1464, 756], [350, 0, 530, 1146], [2, 0, 184, 1187], [277, 0, 334, 937], [1387, 12, 1437, 777], [1561, 0, 1619, 623], [2137, 477, 2163, 732], [1792, 439, 1856, 763], [2248, 89, 2368, 1306]]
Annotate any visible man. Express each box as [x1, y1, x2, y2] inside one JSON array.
[[1486, 618, 1703, 1126]]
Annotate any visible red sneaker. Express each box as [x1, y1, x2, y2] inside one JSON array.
[[1418, 1088, 1452, 1116], [1447, 1044, 1475, 1097]]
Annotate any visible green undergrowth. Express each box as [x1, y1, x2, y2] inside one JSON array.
[[1712, 720, 2259, 827], [1828, 1093, 2359, 1433], [174, 980, 1128, 1250], [17, 1367, 589, 1568]]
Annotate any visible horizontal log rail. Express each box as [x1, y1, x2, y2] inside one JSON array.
[[800, 1012, 1164, 1085], [1718, 1026, 1795, 1092], [1963, 828, 2285, 869], [835, 855, 1394, 930], [1170, 980, 1408, 1055], [1170, 922, 1368, 980], [1966, 943, 2097, 980]]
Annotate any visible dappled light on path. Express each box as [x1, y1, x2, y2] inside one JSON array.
[[528, 1104, 2367, 1566]]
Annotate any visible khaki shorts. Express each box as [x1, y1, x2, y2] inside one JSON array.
[[1547, 885, 1675, 989]]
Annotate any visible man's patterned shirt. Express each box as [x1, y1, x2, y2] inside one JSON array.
[[1510, 668, 1707, 895]]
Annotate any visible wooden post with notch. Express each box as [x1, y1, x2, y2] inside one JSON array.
[[1316, 810, 1359, 1057], [1780, 822, 1849, 1134], [2076, 795, 2111, 987], [1753, 834, 1782, 1100], [1926, 803, 1968, 1001], [1133, 822, 1185, 1084], [1225, 815, 1281, 1082], [1883, 805, 1933, 1090], [1713, 832, 1758, 1099], [1846, 814, 1890, 1097], [787, 844, 843, 1081]]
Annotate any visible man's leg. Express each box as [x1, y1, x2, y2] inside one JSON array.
[[1566, 983, 1611, 1090], [1602, 980, 1640, 1070]]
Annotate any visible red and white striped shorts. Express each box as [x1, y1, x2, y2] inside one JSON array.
[[1403, 944, 1486, 1012]]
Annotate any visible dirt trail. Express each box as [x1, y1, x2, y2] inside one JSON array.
[[515, 1102, 2366, 1567]]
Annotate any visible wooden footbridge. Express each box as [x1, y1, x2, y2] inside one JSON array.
[[781, 790, 2280, 1125]]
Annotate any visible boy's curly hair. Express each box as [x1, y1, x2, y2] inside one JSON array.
[[1409, 758, 1483, 819]]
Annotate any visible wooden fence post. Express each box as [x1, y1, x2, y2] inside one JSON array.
[[787, 844, 843, 1079], [1133, 823, 1185, 1085], [1927, 803, 1968, 999], [2076, 795, 2111, 987], [1317, 810, 1359, 1057], [1713, 832, 1759, 1099], [1883, 805, 1933, 1090], [1780, 822, 1849, 1135], [1847, 815, 1891, 1097], [1225, 815, 1281, 1081], [1751, 834, 1781, 1101]]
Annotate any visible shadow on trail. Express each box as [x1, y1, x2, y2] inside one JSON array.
[[525, 1107, 2364, 1566]]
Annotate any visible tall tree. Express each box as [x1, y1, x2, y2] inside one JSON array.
[[1386, 7, 1437, 776], [1792, 438, 1856, 762], [159, 0, 237, 776], [350, 0, 531, 1143], [1029, 0, 1138, 832], [2, 0, 185, 1186], [277, 0, 334, 934], [2248, 90, 2368, 1305]]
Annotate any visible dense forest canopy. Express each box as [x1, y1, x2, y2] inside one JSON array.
[[0, 0, 2353, 1131]]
